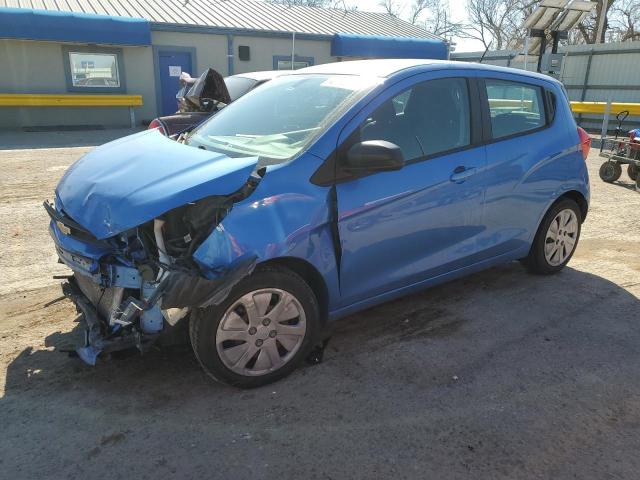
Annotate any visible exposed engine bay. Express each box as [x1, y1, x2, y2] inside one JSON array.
[[45, 167, 265, 365]]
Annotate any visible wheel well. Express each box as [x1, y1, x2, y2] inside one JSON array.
[[558, 190, 588, 222], [260, 257, 329, 324]]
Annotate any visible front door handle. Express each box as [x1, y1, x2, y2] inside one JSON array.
[[450, 166, 477, 183]]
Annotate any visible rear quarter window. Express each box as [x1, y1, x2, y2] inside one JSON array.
[[485, 79, 546, 139], [545, 90, 557, 124]]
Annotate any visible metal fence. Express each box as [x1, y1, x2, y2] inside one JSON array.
[[452, 40, 640, 132]]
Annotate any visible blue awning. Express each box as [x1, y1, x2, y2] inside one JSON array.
[[331, 33, 447, 60], [0, 7, 151, 46]]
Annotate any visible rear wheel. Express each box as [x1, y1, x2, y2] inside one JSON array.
[[523, 199, 582, 275], [189, 265, 319, 388], [628, 164, 638, 181], [599, 161, 622, 183]]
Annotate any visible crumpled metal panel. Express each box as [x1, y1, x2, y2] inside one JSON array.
[[193, 154, 342, 310], [55, 129, 259, 240]]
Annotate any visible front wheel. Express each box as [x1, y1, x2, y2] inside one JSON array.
[[599, 161, 622, 183], [189, 265, 320, 388], [522, 199, 582, 275], [628, 164, 638, 181]]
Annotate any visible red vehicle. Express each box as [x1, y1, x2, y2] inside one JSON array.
[[148, 69, 289, 138]]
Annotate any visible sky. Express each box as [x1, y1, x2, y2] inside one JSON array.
[[348, 0, 487, 52]]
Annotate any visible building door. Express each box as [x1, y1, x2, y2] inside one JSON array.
[[158, 50, 193, 116]]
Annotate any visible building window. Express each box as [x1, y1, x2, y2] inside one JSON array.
[[63, 47, 126, 93], [273, 55, 314, 71], [69, 52, 120, 88], [276, 60, 310, 70]]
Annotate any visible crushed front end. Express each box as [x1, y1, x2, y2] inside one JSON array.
[[46, 169, 261, 365]]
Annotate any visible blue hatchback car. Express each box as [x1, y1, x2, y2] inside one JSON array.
[[48, 59, 590, 387]]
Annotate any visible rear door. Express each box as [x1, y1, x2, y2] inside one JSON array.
[[478, 77, 563, 258], [157, 50, 193, 116], [334, 74, 487, 307]]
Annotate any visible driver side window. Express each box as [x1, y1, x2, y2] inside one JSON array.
[[359, 78, 471, 162]]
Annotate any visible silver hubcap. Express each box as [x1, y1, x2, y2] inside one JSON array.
[[545, 209, 578, 266], [216, 288, 306, 376]]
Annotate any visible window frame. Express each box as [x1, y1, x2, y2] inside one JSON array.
[[311, 75, 485, 186], [62, 46, 127, 93], [479, 77, 552, 144], [342, 77, 481, 171]]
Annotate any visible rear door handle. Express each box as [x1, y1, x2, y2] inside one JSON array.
[[450, 166, 477, 183]]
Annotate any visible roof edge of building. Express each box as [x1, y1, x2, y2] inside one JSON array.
[[149, 22, 333, 40]]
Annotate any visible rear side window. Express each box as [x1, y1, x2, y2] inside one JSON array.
[[359, 78, 471, 161], [485, 80, 546, 139], [546, 90, 557, 123]]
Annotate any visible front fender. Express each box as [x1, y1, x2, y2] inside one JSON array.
[[193, 155, 341, 309]]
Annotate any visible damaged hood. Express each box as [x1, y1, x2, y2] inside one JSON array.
[[56, 130, 259, 240]]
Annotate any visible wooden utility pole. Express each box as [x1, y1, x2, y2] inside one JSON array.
[[595, 0, 608, 43]]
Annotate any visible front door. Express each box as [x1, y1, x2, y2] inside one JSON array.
[[335, 76, 486, 307], [158, 50, 193, 116]]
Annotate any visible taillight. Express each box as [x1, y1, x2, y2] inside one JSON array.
[[577, 127, 591, 160], [148, 118, 167, 136]]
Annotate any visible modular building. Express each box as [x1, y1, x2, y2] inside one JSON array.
[[0, 0, 446, 129]]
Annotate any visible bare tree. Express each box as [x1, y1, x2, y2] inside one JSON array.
[[378, 0, 405, 17], [463, 0, 539, 50], [609, 0, 640, 42], [462, 0, 634, 49], [575, 0, 617, 43], [408, 0, 433, 25], [419, 0, 468, 38]]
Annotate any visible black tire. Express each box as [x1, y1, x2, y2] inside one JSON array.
[[636, 174, 640, 192], [189, 265, 320, 388], [522, 198, 582, 275], [599, 161, 622, 183], [628, 164, 638, 181]]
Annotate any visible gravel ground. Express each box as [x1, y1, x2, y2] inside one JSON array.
[[1, 132, 639, 480]]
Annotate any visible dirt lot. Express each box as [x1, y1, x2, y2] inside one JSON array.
[[1, 131, 639, 479]]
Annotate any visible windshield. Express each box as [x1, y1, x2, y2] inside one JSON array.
[[224, 76, 259, 102], [189, 74, 380, 162]]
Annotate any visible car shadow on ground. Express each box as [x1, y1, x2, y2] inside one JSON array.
[[3, 262, 640, 479], [3, 261, 639, 405]]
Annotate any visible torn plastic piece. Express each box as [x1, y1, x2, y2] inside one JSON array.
[[161, 254, 257, 309], [76, 345, 101, 366], [162, 307, 190, 326]]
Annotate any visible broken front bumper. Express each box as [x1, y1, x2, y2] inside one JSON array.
[[49, 217, 257, 365], [61, 277, 157, 365]]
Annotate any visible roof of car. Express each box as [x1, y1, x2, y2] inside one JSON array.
[[296, 59, 559, 84]]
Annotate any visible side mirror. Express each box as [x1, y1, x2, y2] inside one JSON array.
[[344, 140, 404, 173]]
